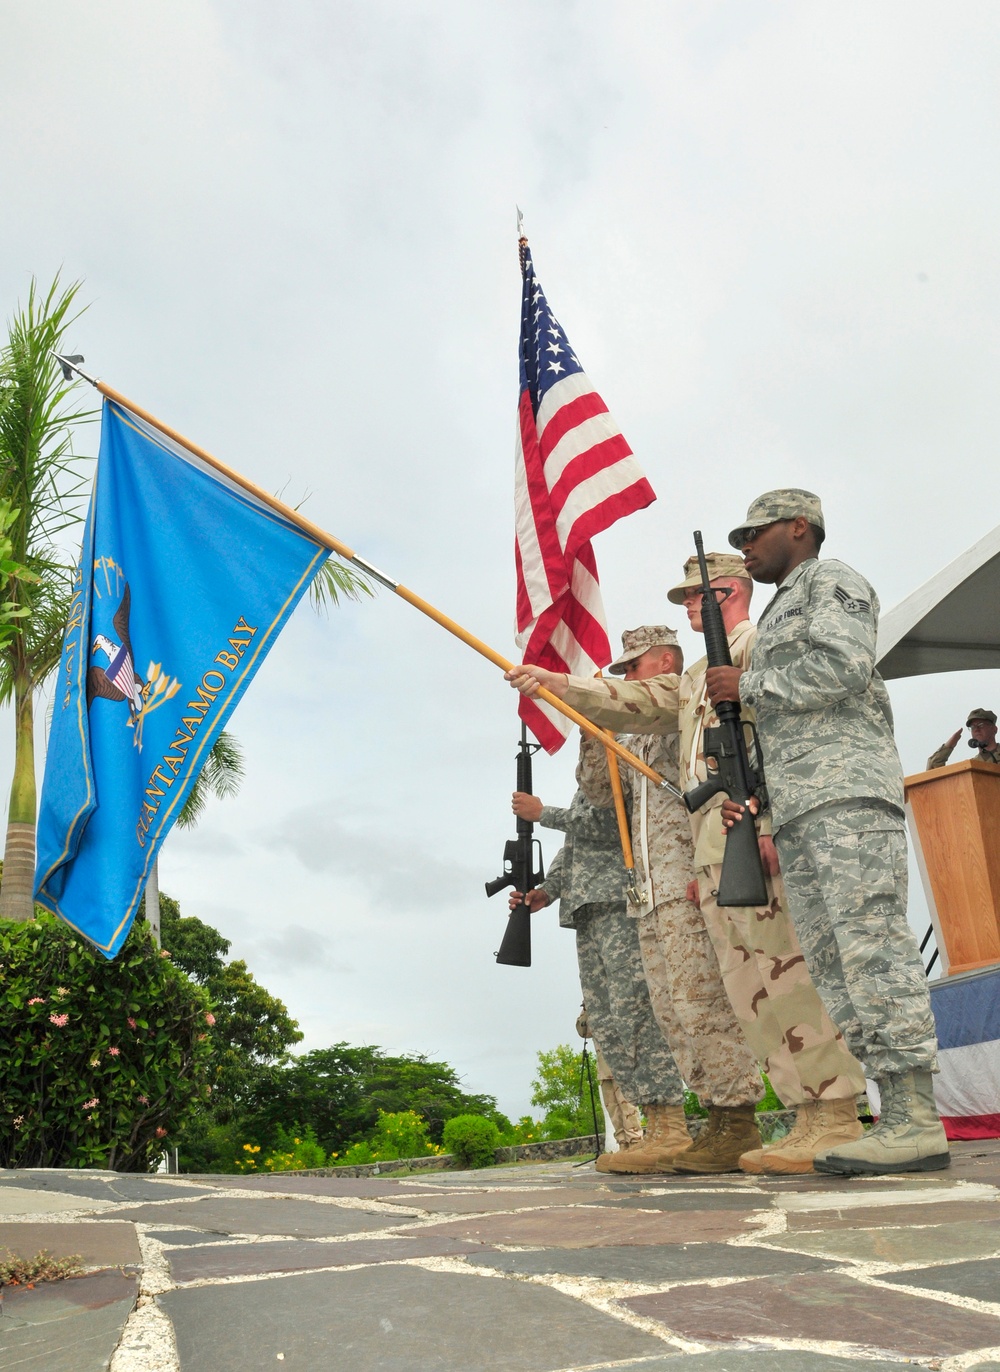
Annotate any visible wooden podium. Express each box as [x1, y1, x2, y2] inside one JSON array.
[[905, 758, 1000, 975]]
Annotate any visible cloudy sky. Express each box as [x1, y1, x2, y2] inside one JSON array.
[[4, 2, 1000, 1118]]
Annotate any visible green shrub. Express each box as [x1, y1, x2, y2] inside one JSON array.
[[234, 1124, 327, 1173], [442, 1114, 500, 1169], [331, 1109, 440, 1167], [0, 914, 213, 1171]]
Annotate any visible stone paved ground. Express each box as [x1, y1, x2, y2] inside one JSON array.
[[1, 1140, 1000, 1370]]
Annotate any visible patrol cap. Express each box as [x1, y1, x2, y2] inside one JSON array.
[[667, 551, 751, 605], [608, 624, 680, 675], [728, 489, 825, 550], [967, 708, 997, 726]]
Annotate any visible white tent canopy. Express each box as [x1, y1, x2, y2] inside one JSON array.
[[877, 523, 1000, 681]]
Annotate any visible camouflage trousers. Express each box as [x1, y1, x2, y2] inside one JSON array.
[[574, 902, 684, 1107], [774, 800, 939, 1080], [697, 866, 866, 1105], [636, 898, 763, 1107], [595, 1046, 643, 1144]]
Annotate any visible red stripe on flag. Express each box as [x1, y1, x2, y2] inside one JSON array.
[[538, 389, 610, 462], [561, 478, 657, 558], [941, 1112, 1000, 1140]]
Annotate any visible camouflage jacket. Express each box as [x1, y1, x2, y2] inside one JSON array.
[[927, 739, 1000, 770], [537, 790, 628, 929], [739, 557, 904, 828], [572, 725, 695, 914]]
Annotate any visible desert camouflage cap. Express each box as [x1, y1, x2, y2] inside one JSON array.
[[608, 624, 680, 675], [967, 708, 997, 726], [667, 551, 751, 605], [728, 488, 825, 549]]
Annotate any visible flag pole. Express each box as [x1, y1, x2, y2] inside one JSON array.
[[53, 355, 680, 795]]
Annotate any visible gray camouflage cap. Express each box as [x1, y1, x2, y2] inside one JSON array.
[[728, 488, 825, 549], [608, 624, 680, 675], [667, 551, 751, 605], [967, 708, 997, 726]]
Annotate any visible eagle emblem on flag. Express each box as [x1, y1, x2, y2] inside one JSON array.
[[87, 580, 181, 749]]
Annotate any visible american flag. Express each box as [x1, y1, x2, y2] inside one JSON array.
[[514, 238, 656, 752]]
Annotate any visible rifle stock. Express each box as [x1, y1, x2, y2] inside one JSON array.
[[683, 532, 769, 907]]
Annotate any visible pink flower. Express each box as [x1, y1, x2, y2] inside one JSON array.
[[13, 1116, 24, 1128], [155, 1127, 168, 1138], [49, 1013, 69, 1027], [127, 1017, 137, 1029], [55, 987, 69, 997], [197, 1033, 207, 1041], [137, 1095, 149, 1104], [83, 1098, 99, 1110], [107, 1046, 121, 1057], [204, 1012, 216, 1026], [28, 997, 45, 1005], [160, 949, 171, 958]]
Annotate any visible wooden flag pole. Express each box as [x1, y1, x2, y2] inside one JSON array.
[[54, 356, 679, 795]]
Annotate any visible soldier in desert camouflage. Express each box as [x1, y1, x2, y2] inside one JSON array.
[[519, 629, 766, 1175], [575, 1005, 644, 1151], [711, 489, 947, 1176]]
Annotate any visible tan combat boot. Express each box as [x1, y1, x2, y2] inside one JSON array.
[[813, 1070, 950, 1175], [595, 1136, 643, 1173], [600, 1104, 694, 1175], [672, 1103, 762, 1174], [739, 1098, 862, 1175]]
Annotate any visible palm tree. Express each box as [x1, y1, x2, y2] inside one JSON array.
[[0, 277, 92, 921]]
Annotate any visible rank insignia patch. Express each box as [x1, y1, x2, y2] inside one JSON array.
[[834, 585, 871, 614]]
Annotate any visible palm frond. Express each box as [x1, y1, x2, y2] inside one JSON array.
[[308, 556, 375, 615], [176, 730, 245, 830]]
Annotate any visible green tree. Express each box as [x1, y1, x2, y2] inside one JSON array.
[[530, 1043, 600, 1140], [0, 276, 92, 922], [159, 896, 303, 1169]]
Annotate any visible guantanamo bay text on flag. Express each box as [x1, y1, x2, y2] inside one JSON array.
[[35, 400, 329, 959]]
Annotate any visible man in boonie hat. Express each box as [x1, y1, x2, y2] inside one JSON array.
[[927, 707, 1000, 770], [704, 489, 948, 1178], [507, 625, 766, 1175]]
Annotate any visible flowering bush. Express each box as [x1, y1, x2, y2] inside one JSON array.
[[234, 1125, 328, 1173], [0, 914, 213, 1170], [331, 1110, 443, 1166]]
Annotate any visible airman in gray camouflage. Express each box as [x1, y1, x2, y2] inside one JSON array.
[[927, 708, 1000, 770], [508, 786, 690, 1172], [708, 488, 948, 1176]]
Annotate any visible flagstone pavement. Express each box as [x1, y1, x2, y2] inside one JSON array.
[[2, 1141, 1000, 1371]]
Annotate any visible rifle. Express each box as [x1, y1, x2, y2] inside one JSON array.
[[485, 725, 544, 966], [682, 531, 769, 906]]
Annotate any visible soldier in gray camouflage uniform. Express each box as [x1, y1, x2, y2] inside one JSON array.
[[927, 708, 1000, 770], [508, 786, 690, 1172], [708, 489, 948, 1176]]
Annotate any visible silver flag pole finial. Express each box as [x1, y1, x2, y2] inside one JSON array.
[[52, 352, 99, 387]]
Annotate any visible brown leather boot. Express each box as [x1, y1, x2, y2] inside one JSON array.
[[595, 1137, 643, 1172], [672, 1104, 762, 1174], [740, 1098, 862, 1176], [601, 1104, 694, 1174]]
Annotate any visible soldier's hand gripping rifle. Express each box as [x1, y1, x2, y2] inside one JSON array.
[[485, 727, 544, 967], [682, 531, 769, 906]]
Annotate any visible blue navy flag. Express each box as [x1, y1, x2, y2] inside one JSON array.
[[36, 400, 329, 957]]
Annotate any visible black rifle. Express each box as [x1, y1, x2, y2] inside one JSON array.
[[682, 531, 769, 906], [485, 726, 544, 966]]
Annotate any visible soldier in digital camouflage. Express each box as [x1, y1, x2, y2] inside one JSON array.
[[506, 785, 689, 1171], [927, 707, 1000, 770], [512, 630, 767, 1175], [706, 489, 947, 1176]]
